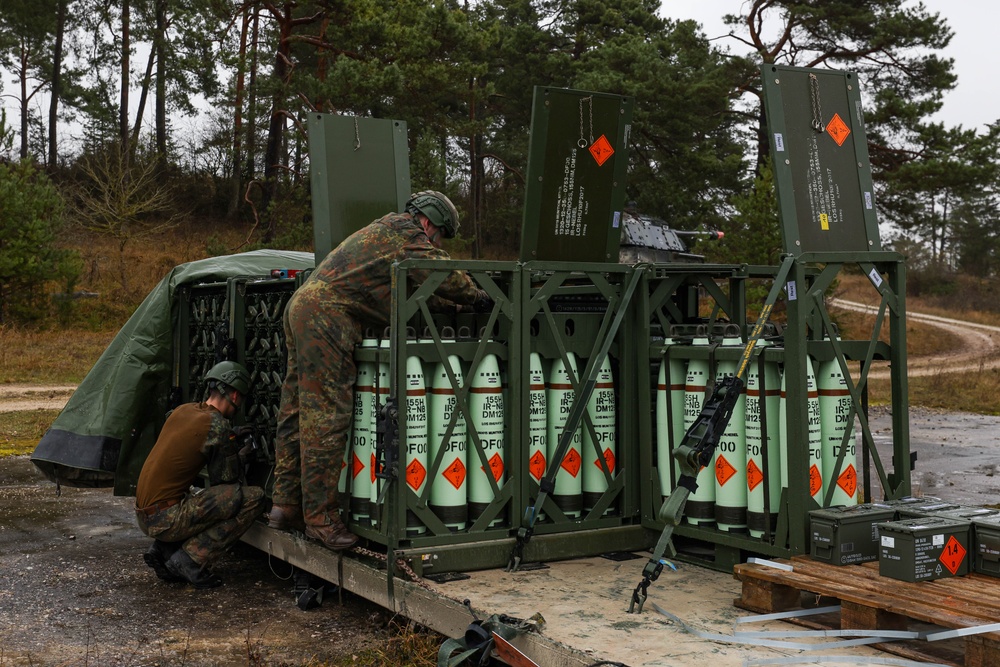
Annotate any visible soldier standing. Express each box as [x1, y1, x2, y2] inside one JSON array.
[[268, 191, 490, 550], [135, 361, 265, 588]]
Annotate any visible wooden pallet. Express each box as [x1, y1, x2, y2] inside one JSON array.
[[733, 556, 1000, 667]]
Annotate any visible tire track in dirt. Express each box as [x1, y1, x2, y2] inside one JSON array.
[[830, 298, 1000, 378]]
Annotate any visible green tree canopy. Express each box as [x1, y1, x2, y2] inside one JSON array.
[[0, 158, 73, 323], [2, 0, 993, 275]]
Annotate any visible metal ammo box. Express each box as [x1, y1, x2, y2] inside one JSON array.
[[890, 498, 960, 520], [934, 506, 1000, 522], [968, 514, 1000, 576], [877, 516, 970, 582], [810, 503, 895, 565]]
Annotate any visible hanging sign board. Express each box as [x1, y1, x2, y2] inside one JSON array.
[[519, 87, 633, 263], [307, 114, 411, 264], [762, 65, 882, 255]]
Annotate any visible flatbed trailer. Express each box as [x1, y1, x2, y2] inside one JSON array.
[[241, 523, 907, 667], [31, 67, 924, 667]]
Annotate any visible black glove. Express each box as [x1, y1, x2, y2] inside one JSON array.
[[234, 425, 259, 462], [238, 443, 259, 464], [472, 289, 494, 313]]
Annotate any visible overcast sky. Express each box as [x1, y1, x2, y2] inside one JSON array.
[[662, 0, 999, 132]]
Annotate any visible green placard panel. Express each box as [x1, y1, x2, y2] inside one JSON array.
[[762, 65, 882, 255], [519, 87, 632, 263], [307, 114, 411, 264]]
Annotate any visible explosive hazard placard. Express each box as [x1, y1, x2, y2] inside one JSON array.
[[826, 113, 851, 146], [589, 135, 614, 166]]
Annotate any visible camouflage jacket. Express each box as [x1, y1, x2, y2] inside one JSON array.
[[305, 211, 479, 326]]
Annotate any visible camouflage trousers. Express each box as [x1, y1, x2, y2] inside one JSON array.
[[273, 281, 361, 527], [135, 483, 265, 566]]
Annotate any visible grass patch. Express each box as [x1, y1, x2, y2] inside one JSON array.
[[868, 367, 1000, 415], [831, 307, 958, 358], [2, 220, 252, 384], [326, 621, 439, 667], [834, 273, 1000, 409], [0, 410, 59, 456], [0, 327, 116, 384]]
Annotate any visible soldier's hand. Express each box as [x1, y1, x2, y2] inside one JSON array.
[[238, 443, 258, 464], [234, 425, 259, 462], [472, 289, 494, 313]]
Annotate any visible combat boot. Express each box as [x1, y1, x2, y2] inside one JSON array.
[[304, 516, 358, 551], [165, 549, 223, 589], [268, 503, 306, 531], [143, 540, 183, 583]]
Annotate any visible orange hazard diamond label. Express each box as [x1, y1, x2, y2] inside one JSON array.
[[443, 457, 466, 490], [561, 448, 582, 478], [594, 448, 616, 475], [940, 535, 967, 575], [809, 464, 823, 497], [352, 452, 365, 479], [747, 459, 764, 492], [487, 453, 505, 482], [370, 452, 377, 484], [715, 454, 737, 487], [406, 458, 426, 491], [589, 134, 614, 166], [837, 464, 857, 499], [529, 450, 546, 482], [826, 113, 851, 146]]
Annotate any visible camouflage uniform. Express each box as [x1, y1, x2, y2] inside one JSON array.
[[273, 211, 481, 528], [135, 402, 265, 566]]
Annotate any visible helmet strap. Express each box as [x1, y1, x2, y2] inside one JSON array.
[[206, 381, 240, 413], [419, 215, 443, 245], [224, 388, 241, 412]]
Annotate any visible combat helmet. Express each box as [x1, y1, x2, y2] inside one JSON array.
[[405, 190, 460, 238], [204, 360, 251, 396]]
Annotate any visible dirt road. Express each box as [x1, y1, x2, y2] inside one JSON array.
[[830, 298, 1000, 377], [10, 300, 997, 417], [0, 384, 77, 413]]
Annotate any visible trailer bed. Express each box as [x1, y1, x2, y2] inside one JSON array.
[[242, 524, 902, 667]]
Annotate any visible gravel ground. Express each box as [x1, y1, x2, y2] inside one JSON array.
[[880, 406, 1000, 505], [0, 455, 394, 667]]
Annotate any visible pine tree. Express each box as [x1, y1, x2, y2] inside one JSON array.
[[0, 158, 73, 323]]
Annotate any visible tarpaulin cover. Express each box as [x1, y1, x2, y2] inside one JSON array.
[[31, 249, 314, 495]]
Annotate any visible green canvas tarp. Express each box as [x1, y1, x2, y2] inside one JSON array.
[[31, 249, 314, 495]]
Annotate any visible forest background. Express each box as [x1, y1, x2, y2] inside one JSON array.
[[1, 13, 998, 666], [2, 0, 999, 362]]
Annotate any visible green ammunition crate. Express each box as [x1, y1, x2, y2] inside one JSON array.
[[935, 506, 1000, 522], [890, 498, 958, 520], [810, 503, 895, 565], [880, 496, 939, 511], [878, 516, 970, 582], [972, 515, 1000, 577]]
